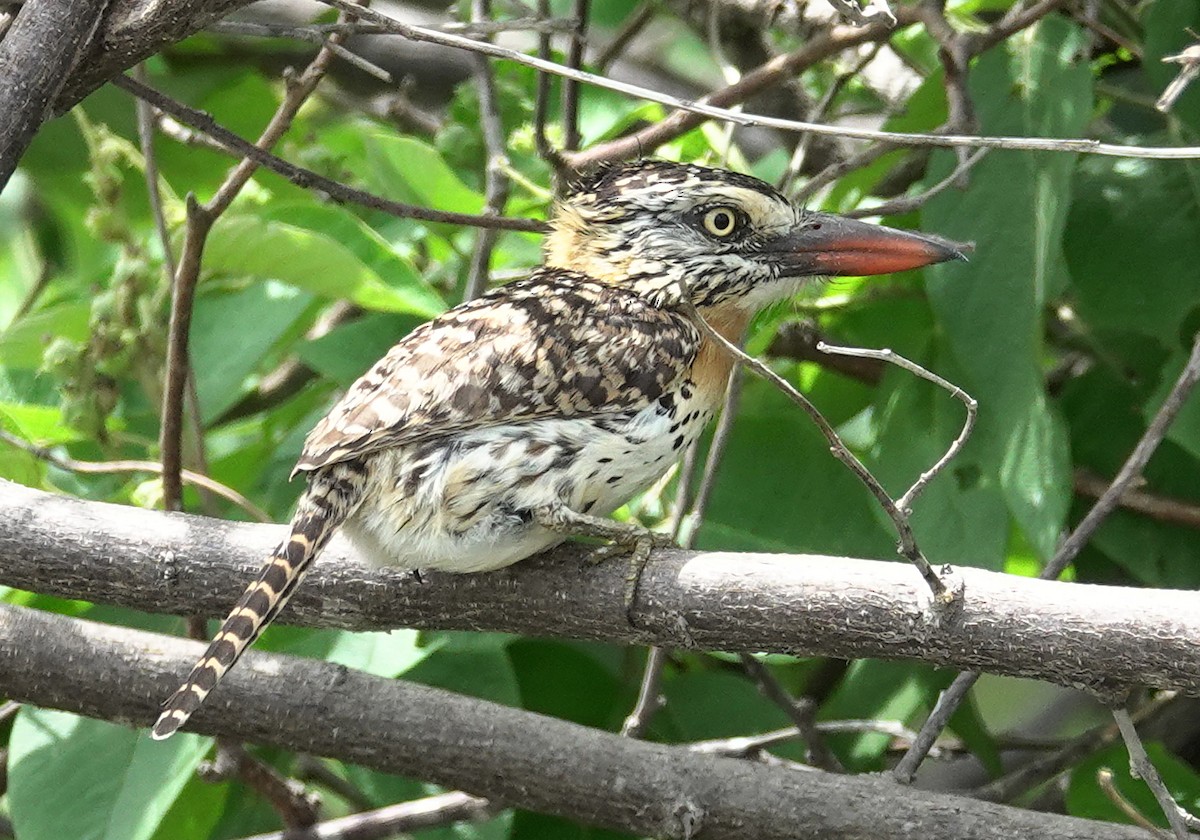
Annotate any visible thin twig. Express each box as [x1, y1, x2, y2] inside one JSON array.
[[677, 296, 951, 601], [110, 75, 547, 234], [464, 0, 513, 302], [532, 0, 558, 169], [207, 21, 394, 82], [817, 343, 977, 513], [974, 691, 1179, 804], [233, 792, 496, 840], [895, 333, 1200, 781], [561, 0, 589, 152], [739, 654, 843, 772], [845, 148, 988, 219], [1074, 469, 1200, 531], [594, 0, 654, 72], [199, 742, 320, 829], [316, 0, 1200, 161], [621, 646, 669, 738], [1112, 707, 1199, 839], [1096, 768, 1163, 832], [0, 428, 271, 522], [1158, 43, 1200, 114]]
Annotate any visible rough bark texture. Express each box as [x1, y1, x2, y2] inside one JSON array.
[[49, 0, 256, 112], [0, 603, 1153, 840], [2, 479, 1199, 695], [0, 0, 113, 189]]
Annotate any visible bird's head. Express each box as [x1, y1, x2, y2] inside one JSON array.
[[545, 160, 967, 309]]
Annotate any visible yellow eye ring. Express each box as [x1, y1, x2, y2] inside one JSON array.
[[702, 207, 739, 238]]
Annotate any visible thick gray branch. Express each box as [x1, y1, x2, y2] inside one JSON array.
[[2, 479, 1199, 694], [0, 0, 113, 189], [0, 603, 1151, 840], [49, 0, 255, 112]]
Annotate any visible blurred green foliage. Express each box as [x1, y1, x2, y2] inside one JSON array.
[[2, 2, 1199, 837]]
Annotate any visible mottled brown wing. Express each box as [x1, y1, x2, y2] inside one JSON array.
[[294, 269, 701, 474]]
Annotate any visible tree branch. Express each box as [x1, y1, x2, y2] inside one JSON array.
[[0, 0, 113, 190], [2, 479, 1200, 695], [0, 602, 1155, 840]]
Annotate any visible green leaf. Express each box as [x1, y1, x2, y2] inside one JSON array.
[[1144, 346, 1200, 462], [297, 312, 425, 387], [1065, 158, 1200, 349], [361, 133, 485, 215], [190, 280, 313, 423], [281, 627, 428, 678], [9, 708, 211, 840], [871, 365, 1010, 569], [696, 376, 894, 559], [204, 216, 444, 317], [258, 202, 446, 315], [922, 17, 1090, 559], [0, 303, 90, 369]]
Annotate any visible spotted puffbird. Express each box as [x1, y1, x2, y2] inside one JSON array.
[[151, 159, 965, 739]]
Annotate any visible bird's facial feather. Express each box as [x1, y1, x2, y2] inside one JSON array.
[[545, 160, 964, 311]]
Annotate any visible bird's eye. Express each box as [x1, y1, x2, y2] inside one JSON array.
[[701, 207, 741, 238]]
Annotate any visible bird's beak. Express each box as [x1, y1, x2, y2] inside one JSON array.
[[767, 213, 970, 277]]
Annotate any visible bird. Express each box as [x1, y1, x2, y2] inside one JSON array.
[[151, 159, 965, 740]]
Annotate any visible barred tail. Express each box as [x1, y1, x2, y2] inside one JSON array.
[[151, 460, 368, 740]]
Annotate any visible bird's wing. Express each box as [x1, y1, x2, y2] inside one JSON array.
[[294, 270, 701, 474]]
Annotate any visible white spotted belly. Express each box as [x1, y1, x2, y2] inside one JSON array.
[[342, 391, 716, 573]]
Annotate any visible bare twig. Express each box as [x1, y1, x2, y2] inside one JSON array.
[[817, 343, 977, 513], [975, 692, 1179, 804], [895, 333, 1200, 781], [233, 792, 496, 840], [621, 646, 669, 738], [1112, 706, 1200, 839], [678, 296, 952, 601], [1158, 43, 1200, 114], [207, 21, 393, 82], [0, 428, 271, 522], [110, 75, 547, 234], [561, 0, 589, 152], [1073, 469, 1200, 531], [200, 742, 320, 828], [464, 0, 513, 301], [317, 0, 1200, 161], [739, 654, 843, 771], [1096, 768, 1162, 832], [844, 149, 988, 219], [594, 0, 654, 72]]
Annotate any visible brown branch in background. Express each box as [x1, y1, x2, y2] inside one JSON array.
[[969, 0, 1071, 54], [563, 15, 913, 171], [779, 41, 886, 193], [620, 646, 669, 738], [738, 654, 843, 772], [561, 0, 589, 152], [0, 0, 112, 191], [594, 0, 654, 72], [532, 0, 559, 170], [110, 75, 547, 233], [234, 792, 496, 840], [894, 332, 1200, 782], [199, 741, 320, 829], [1111, 706, 1200, 839], [463, 0, 513, 301], [974, 692, 1179, 804], [1073, 469, 1200, 531], [844, 148, 987, 218], [0, 428, 270, 521], [677, 292, 954, 602]]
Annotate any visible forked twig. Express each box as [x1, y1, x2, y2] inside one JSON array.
[[1112, 707, 1200, 839], [678, 295, 954, 602], [817, 343, 978, 513], [895, 332, 1200, 782]]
